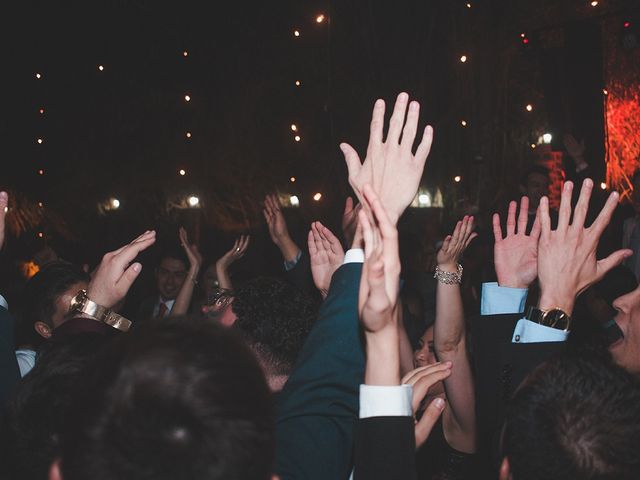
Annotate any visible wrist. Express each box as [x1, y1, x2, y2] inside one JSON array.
[[497, 275, 530, 290], [364, 330, 401, 385], [538, 291, 575, 317], [437, 262, 458, 272]]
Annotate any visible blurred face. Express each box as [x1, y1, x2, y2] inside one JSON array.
[[413, 326, 445, 397], [610, 287, 640, 375], [202, 264, 219, 297], [155, 257, 187, 301], [525, 172, 549, 210]]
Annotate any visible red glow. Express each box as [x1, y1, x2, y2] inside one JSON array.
[[523, 38, 529, 44], [624, 22, 630, 28]]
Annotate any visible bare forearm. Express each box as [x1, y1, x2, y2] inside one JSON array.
[[398, 305, 417, 375], [276, 237, 301, 263], [365, 330, 401, 385], [171, 267, 199, 316], [216, 262, 233, 291], [434, 283, 464, 356]]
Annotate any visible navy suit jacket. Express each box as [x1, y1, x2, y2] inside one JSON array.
[[275, 262, 364, 480]]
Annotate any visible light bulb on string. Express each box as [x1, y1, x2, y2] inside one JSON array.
[[39, 107, 45, 115], [590, 1, 598, 6], [183, 50, 189, 57], [466, 3, 472, 8], [35, 73, 42, 79], [290, 176, 296, 182], [460, 55, 468, 63], [295, 80, 301, 87], [294, 30, 300, 37], [291, 124, 298, 132], [313, 193, 322, 201], [461, 120, 467, 127], [98, 65, 104, 71], [454, 176, 462, 183], [316, 14, 325, 23], [525, 104, 533, 112], [37, 138, 43, 144], [294, 135, 301, 142], [184, 94, 191, 102], [600, 182, 607, 190], [179, 169, 186, 176], [186, 131, 192, 138]]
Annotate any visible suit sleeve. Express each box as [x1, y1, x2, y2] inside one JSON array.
[[275, 263, 364, 480], [0, 306, 20, 406], [284, 249, 317, 297]]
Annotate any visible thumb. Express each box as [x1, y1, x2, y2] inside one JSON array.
[[415, 397, 446, 449], [340, 143, 361, 178], [596, 249, 633, 280], [344, 196, 354, 215]]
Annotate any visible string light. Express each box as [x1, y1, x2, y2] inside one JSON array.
[[590, 1, 598, 6], [466, 3, 472, 8], [38, 169, 44, 175], [525, 104, 533, 112], [291, 124, 298, 132], [188, 195, 200, 207], [542, 133, 553, 144], [39, 107, 45, 114], [179, 169, 186, 176], [290, 195, 300, 207], [531, 143, 536, 149], [603, 88, 609, 95], [183, 50, 189, 57], [38, 232, 44, 238], [454, 175, 462, 183], [460, 55, 468, 63], [38, 202, 44, 208], [294, 30, 300, 37], [624, 21, 631, 28], [461, 120, 467, 127], [98, 65, 104, 71], [110, 198, 120, 209], [294, 135, 301, 142], [600, 182, 607, 190], [35, 73, 41, 79], [184, 94, 191, 102], [418, 194, 430, 206], [186, 131, 192, 138], [295, 80, 301, 87], [37, 138, 43, 144], [313, 193, 322, 201], [290, 176, 296, 182], [316, 14, 325, 23]]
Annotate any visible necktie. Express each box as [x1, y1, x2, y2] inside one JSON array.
[[158, 302, 169, 318]]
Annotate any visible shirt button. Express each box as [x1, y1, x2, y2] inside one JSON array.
[[515, 334, 521, 342]]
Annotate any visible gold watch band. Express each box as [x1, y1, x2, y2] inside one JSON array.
[[77, 295, 132, 332]]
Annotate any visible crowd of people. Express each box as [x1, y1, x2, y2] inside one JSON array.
[[1, 92, 640, 480]]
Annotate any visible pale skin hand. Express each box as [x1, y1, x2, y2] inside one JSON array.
[[563, 134, 586, 160], [263, 194, 300, 262], [0, 191, 7, 250], [493, 196, 541, 289], [340, 92, 434, 225], [341, 196, 361, 247], [87, 231, 157, 308], [216, 235, 250, 290], [434, 215, 477, 454], [308, 222, 344, 299], [537, 179, 632, 315], [172, 227, 204, 316], [402, 364, 452, 448]]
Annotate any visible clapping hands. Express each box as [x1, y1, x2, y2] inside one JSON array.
[[308, 222, 344, 299], [437, 216, 477, 271]]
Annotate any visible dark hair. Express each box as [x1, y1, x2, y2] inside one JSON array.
[[157, 248, 189, 270], [503, 353, 640, 480], [632, 169, 640, 186], [519, 165, 550, 187], [18, 262, 90, 344], [232, 277, 316, 375], [0, 333, 110, 480], [59, 319, 274, 480]]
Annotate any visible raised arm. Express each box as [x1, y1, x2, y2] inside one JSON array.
[[215, 235, 250, 290], [264, 194, 300, 263], [434, 215, 477, 453], [171, 227, 203, 316], [309, 222, 344, 299]]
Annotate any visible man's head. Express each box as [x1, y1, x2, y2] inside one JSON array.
[[501, 354, 640, 480], [217, 277, 316, 388], [520, 166, 550, 211], [53, 319, 274, 480], [154, 250, 189, 301], [21, 261, 90, 341], [610, 286, 640, 375]]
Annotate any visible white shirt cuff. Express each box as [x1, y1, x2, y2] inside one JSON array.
[[0, 294, 7, 310], [511, 318, 569, 343], [343, 248, 364, 265], [481, 282, 528, 315], [359, 384, 413, 418]]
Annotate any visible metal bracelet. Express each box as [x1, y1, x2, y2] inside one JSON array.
[[433, 263, 463, 285]]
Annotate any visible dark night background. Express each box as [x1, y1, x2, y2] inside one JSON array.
[[1, 0, 639, 303]]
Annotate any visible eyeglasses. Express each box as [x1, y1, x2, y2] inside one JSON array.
[[206, 288, 234, 311]]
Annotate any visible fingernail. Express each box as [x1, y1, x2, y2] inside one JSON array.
[[398, 92, 408, 101], [409, 101, 419, 111], [434, 398, 445, 409], [339, 143, 347, 152], [132, 263, 142, 272]]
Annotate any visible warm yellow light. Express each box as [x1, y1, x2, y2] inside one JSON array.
[[179, 169, 186, 176], [294, 30, 300, 37], [39, 107, 45, 114], [454, 175, 462, 183], [183, 50, 189, 57], [591, 1, 598, 6], [35, 73, 41, 79], [525, 104, 533, 112], [38, 232, 44, 238], [291, 124, 298, 132], [460, 55, 468, 63], [542, 133, 553, 144], [188, 195, 200, 207], [466, 2, 472, 8], [520, 33, 526, 38], [295, 80, 301, 86], [313, 193, 322, 201], [600, 182, 607, 190], [531, 143, 536, 149], [603, 88, 609, 95], [98, 65, 104, 71], [461, 120, 467, 127], [38, 202, 44, 208], [290, 176, 296, 182], [37, 138, 43, 144], [186, 132, 192, 138], [290, 195, 300, 207], [38, 169, 44, 175], [294, 135, 301, 142], [316, 14, 325, 23], [111, 198, 120, 209], [184, 94, 191, 102]]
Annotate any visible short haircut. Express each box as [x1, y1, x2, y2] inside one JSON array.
[[157, 247, 189, 269], [0, 333, 110, 480], [232, 277, 317, 375], [520, 165, 550, 187], [503, 353, 640, 480], [19, 262, 90, 343], [59, 319, 274, 480]]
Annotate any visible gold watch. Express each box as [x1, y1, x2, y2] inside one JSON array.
[[70, 289, 132, 332], [525, 306, 571, 331]]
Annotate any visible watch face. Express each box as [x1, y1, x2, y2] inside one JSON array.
[[70, 290, 87, 310], [542, 309, 571, 330]]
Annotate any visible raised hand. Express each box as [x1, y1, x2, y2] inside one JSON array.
[[87, 231, 156, 308], [563, 134, 586, 160], [437, 216, 477, 271], [493, 197, 540, 289], [537, 179, 632, 315], [308, 222, 345, 299], [263, 194, 300, 262], [340, 92, 434, 225], [341, 196, 361, 247], [0, 191, 7, 251], [179, 227, 203, 273], [216, 235, 250, 270], [401, 364, 452, 448]]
